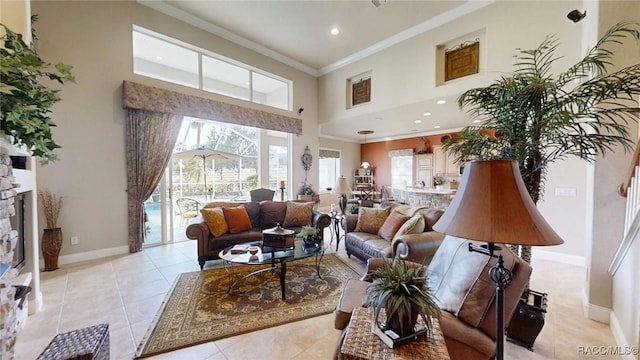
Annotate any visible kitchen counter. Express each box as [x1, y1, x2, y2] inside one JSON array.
[[393, 187, 455, 209]]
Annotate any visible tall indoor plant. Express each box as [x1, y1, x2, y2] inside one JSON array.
[[0, 17, 75, 164], [38, 189, 63, 271], [443, 21, 640, 264]]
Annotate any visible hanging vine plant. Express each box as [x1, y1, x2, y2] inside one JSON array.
[[0, 16, 75, 164]]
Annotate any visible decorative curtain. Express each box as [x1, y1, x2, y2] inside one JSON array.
[[319, 149, 340, 158], [388, 148, 414, 158], [122, 80, 302, 135], [125, 109, 182, 252]]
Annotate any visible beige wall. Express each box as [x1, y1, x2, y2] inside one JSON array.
[[319, 0, 589, 262], [30, 1, 321, 257], [318, 0, 583, 125]]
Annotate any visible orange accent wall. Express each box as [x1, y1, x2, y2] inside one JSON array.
[[361, 133, 456, 187]]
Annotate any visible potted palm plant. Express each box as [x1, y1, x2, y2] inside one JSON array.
[[38, 189, 63, 271], [443, 21, 640, 349], [366, 259, 440, 339]]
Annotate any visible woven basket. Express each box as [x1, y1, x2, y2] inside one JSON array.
[[42, 228, 63, 271]]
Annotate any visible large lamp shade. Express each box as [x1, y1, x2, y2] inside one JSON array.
[[433, 160, 563, 247]]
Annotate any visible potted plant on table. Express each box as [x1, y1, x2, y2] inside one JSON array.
[[38, 189, 63, 271], [367, 259, 440, 339], [296, 225, 319, 246], [297, 182, 318, 202], [433, 174, 446, 190]]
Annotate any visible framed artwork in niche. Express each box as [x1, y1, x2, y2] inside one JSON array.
[[445, 41, 479, 81], [351, 77, 371, 106]]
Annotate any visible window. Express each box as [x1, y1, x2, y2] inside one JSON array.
[[269, 145, 288, 190], [133, 26, 292, 111], [202, 55, 250, 101], [133, 31, 199, 88], [391, 155, 413, 189], [319, 149, 340, 191]]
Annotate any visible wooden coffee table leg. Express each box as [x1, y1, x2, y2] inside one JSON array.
[[280, 261, 287, 300]]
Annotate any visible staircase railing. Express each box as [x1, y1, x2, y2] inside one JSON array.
[[610, 142, 640, 275]]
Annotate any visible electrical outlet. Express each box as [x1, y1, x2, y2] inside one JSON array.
[[71, 236, 79, 245]]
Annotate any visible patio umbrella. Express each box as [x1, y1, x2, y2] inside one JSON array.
[[173, 147, 240, 199]]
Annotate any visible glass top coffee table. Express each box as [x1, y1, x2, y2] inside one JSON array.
[[219, 238, 325, 300]]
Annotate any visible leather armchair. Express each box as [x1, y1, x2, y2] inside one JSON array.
[[334, 236, 532, 359]]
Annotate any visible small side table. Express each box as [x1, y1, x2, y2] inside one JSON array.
[[329, 211, 344, 251], [339, 307, 450, 360]]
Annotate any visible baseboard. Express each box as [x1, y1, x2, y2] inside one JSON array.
[[581, 288, 611, 324], [38, 245, 130, 269], [532, 248, 585, 267], [610, 312, 637, 360]]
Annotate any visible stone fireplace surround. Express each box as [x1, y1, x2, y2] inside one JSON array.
[[0, 144, 42, 358]]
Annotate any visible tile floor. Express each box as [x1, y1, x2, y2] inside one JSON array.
[[13, 230, 620, 359]]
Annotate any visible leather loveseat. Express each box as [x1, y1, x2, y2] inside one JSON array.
[[341, 204, 446, 264], [186, 200, 330, 269], [334, 235, 532, 359]]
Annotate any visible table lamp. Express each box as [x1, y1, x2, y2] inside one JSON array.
[[333, 175, 353, 214], [433, 160, 563, 360]]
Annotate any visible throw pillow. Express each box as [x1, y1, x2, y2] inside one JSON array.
[[283, 201, 314, 227], [200, 207, 228, 237], [260, 201, 288, 228], [378, 212, 411, 242], [222, 205, 253, 233], [393, 214, 426, 240], [354, 207, 389, 234]]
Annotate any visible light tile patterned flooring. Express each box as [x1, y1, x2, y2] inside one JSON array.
[[14, 229, 620, 359]]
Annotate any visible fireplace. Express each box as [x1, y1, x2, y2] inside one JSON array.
[[10, 192, 25, 272]]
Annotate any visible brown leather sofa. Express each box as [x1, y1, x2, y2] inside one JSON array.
[[341, 206, 446, 264], [334, 236, 532, 359], [186, 200, 330, 269]]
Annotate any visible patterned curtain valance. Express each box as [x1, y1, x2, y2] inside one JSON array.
[[122, 81, 302, 135], [388, 148, 414, 158], [319, 149, 340, 158]]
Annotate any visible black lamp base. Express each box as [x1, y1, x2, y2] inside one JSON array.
[[338, 194, 347, 214]]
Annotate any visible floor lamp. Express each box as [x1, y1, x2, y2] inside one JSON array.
[[333, 175, 352, 214], [433, 160, 563, 360]]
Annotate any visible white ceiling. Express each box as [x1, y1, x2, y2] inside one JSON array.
[[140, 0, 492, 142]]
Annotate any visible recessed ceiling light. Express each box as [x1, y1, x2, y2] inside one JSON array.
[[473, 120, 481, 123], [423, 112, 431, 116], [156, 56, 163, 60], [434, 125, 441, 129], [414, 119, 422, 124], [331, 27, 340, 35], [436, 100, 446, 105]]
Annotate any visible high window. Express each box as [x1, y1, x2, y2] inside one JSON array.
[[133, 26, 292, 111]]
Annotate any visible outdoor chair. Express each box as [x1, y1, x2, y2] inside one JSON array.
[[250, 188, 276, 202], [176, 198, 200, 226]]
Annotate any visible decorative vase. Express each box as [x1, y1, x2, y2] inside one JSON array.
[[385, 307, 419, 337], [42, 227, 63, 271]]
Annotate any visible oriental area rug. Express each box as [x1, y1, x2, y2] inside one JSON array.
[[135, 254, 360, 358]]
